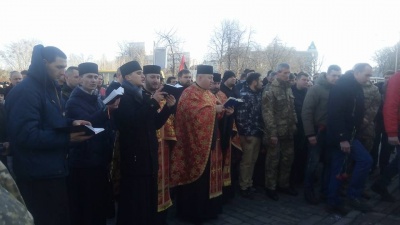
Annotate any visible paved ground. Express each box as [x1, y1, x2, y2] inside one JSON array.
[[168, 179, 400, 225], [108, 175, 400, 225]]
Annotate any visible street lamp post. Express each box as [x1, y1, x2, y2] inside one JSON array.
[[396, 32, 400, 72], [396, 41, 399, 72]]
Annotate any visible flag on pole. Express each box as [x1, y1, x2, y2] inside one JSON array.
[[179, 55, 188, 71]]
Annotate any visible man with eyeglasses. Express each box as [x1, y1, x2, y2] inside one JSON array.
[[301, 65, 341, 205]]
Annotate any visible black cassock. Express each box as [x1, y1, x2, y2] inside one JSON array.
[[114, 82, 171, 225], [176, 117, 223, 223]]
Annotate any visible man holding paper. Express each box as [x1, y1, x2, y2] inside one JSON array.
[[5, 45, 92, 225], [65, 62, 119, 225], [114, 61, 175, 225]]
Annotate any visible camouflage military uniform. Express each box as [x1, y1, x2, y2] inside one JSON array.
[[360, 81, 381, 151], [262, 79, 297, 190], [0, 161, 34, 225]]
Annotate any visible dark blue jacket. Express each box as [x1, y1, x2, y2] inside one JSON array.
[[66, 87, 113, 168], [5, 45, 71, 179], [327, 72, 365, 144]]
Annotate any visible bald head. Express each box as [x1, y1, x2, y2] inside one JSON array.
[[10, 71, 23, 86]]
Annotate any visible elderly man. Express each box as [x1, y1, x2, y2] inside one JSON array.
[[4, 71, 23, 98], [171, 65, 233, 224]]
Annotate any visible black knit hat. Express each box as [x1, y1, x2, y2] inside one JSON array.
[[120, 61, 142, 77], [222, 70, 235, 82], [213, 73, 221, 82], [78, 62, 98, 76], [143, 65, 161, 75], [197, 65, 213, 74]]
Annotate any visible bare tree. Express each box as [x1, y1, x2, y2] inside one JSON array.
[[67, 53, 93, 67], [95, 54, 116, 71], [264, 37, 294, 71], [0, 68, 8, 82], [156, 28, 183, 75], [310, 55, 324, 75], [247, 44, 269, 75], [0, 39, 41, 71], [116, 41, 146, 66], [373, 44, 398, 75], [209, 20, 249, 73], [231, 27, 256, 75]]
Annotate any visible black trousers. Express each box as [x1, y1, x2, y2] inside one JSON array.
[[17, 177, 70, 225], [116, 175, 158, 225], [176, 158, 222, 223], [68, 166, 108, 225], [290, 130, 308, 186]]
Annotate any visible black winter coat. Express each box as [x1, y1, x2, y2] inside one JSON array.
[[66, 87, 113, 168], [114, 81, 171, 177], [327, 73, 365, 144], [291, 85, 307, 131]]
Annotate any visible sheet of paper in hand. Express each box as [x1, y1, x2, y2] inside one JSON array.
[[55, 125, 105, 135], [223, 97, 243, 108], [103, 87, 124, 105]]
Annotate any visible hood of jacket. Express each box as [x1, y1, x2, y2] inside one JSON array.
[[316, 75, 333, 89], [27, 45, 58, 89]]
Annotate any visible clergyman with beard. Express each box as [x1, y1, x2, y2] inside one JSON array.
[[142, 65, 177, 224], [176, 69, 192, 88]]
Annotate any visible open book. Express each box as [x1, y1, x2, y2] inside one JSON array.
[[103, 87, 124, 105], [223, 97, 243, 108], [161, 84, 184, 99], [55, 125, 105, 135]]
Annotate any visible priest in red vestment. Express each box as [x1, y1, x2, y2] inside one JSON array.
[[170, 65, 233, 223]]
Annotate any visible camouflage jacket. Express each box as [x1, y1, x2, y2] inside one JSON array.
[[236, 85, 263, 137], [360, 81, 381, 138], [262, 79, 297, 138], [0, 161, 34, 225]]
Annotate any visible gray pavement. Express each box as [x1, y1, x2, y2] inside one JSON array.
[[108, 176, 400, 225]]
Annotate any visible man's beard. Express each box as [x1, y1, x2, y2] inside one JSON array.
[[145, 81, 159, 92], [211, 88, 219, 94], [181, 80, 191, 87]]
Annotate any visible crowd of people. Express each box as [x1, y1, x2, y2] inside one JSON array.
[[0, 44, 399, 225]]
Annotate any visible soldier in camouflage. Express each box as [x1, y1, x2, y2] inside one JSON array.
[[0, 161, 34, 224], [359, 81, 381, 152], [262, 63, 298, 201]]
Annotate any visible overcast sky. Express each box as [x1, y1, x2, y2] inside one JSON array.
[[1, 0, 399, 72]]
